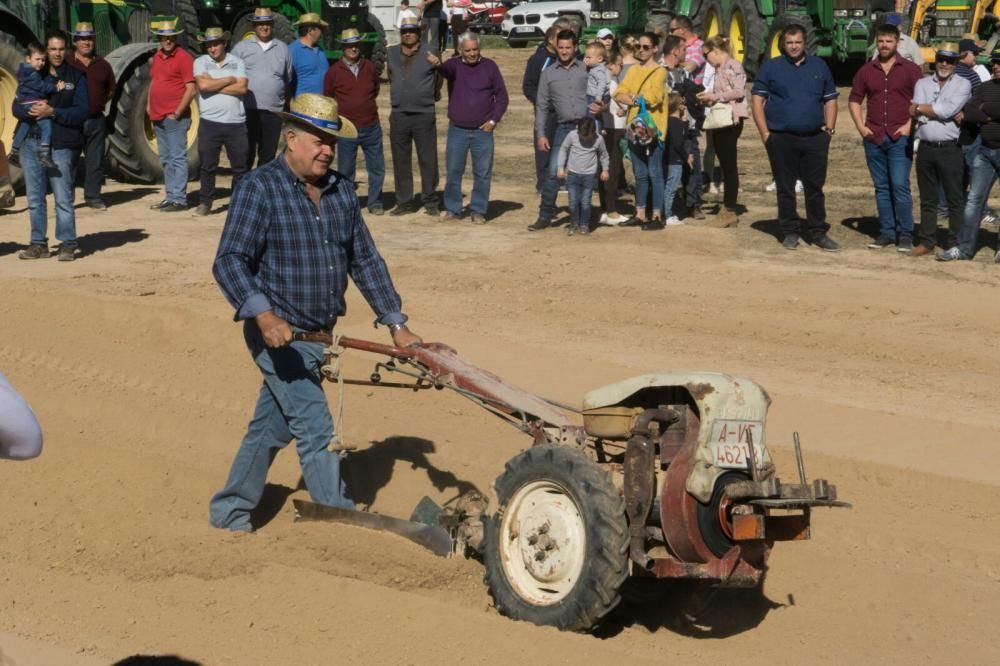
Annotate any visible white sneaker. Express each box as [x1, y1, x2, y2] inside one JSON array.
[[765, 180, 777, 192], [665, 216, 684, 226], [708, 183, 719, 195], [795, 180, 804, 193], [600, 213, 609, 224], [605, 214, 624, 226], [718, 183, 725, 194]]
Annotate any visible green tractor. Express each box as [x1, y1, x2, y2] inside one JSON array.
[[0, 1, 201, 185], [670, 0, 894, 75], [164, 0, 388, 75]]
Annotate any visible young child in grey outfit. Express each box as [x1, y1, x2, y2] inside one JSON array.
[[556, 117, 610, 235], [584, 42, 610, 129]]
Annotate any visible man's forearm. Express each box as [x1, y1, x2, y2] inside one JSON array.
[[824, 99, 837, 129], [751, 96, 768, 139], [175, 85, 197, 116], [848, 100, 865, 132]]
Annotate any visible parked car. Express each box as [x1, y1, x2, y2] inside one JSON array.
[[467, 1, 509, 34], [500, 0, 590, 48]]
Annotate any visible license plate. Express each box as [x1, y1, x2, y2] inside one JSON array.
[[514, 26, 533, 33], [709, 420, 765, 470]]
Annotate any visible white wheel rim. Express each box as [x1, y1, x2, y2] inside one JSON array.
[[499, 479, 587, 606]]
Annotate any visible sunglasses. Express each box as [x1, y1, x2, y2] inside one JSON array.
[[638, 44, 655, 51], [936, 57, 957, 64]]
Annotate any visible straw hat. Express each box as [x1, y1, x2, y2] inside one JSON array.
[[251, 7, 275, 22], [197, 26, 231, 43], [150, 18, 184, 37], [936, 42, 960, 58], [398, 16, 420, 31], [293, 12, 328, 28], [277, 94, 358, 140], [72, 22, 96, 38], [339, 28, 363, 44]]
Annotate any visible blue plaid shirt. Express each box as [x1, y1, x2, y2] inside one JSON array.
[[213, 155, 406, 331]]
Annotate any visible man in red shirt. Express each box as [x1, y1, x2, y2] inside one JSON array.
[[323, 28, 385, 215], [147, 18, 197, 212], [69, 22, 116, 210], [848, 23, 922, 252]]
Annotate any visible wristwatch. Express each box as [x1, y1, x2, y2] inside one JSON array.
[[824, 127, 836, 136], [388, 322, 408, 334]]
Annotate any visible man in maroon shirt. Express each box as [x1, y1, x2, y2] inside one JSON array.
[[69, 22, 116, 210], [147, 18, 197, 212], [323, 28, 385, 215], [848, 23, 922, 252]]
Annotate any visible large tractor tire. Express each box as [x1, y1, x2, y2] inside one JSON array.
[[483, 446, 629, 632], [728, 0, 768, 78], [764, 12, 818, 62], [694, 0, 726, 40], [106, 45, 200, 183], [0, 31, 23, 189], [127, 7, 153, 43], [149, 0, 200, 53], [368, 13, 388, 80], [231, 11, 295, 44], [646, 11, 674, 35]]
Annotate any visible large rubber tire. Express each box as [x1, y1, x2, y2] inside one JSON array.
[[695, 471, 751, 558], [0, 31, 23, 189], [149, 0, 200, 53], [483, 446, 628, 632], [694, 0, 726, 39], [368, 13, 388, 81], [645, 11, 674, 34], [230, 11, 295, 44], [728, 0, 767, 79], [127, 7, 153, 43], [764, 12, 818, 62], [107, 49, 200, 183]]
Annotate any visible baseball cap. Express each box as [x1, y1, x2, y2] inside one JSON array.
[[596, 28, 614, 39], [959, 38, 983, 54], [883, 13, 902, 27]]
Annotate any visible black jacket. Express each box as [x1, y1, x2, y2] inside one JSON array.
[[12, 61, 89, 150], [522, 43, 555, 105]]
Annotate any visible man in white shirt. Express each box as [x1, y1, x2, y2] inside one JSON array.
[[193, 27, 248, 216], [397, 0, 418, 29]]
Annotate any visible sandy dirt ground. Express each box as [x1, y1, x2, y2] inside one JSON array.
[[2, 49, 1000, 664]]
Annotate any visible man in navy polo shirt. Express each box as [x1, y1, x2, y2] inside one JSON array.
[[752, 24, 840, 252]]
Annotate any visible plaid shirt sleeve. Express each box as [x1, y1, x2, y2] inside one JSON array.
[[213, 177, 272, 320], [347, 208, 406, 326]]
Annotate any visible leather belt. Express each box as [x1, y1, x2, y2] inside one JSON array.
[[921, 139, 958, 147], [293, 331, 334, 345]]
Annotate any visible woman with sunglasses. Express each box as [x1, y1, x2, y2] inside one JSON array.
[[613, 32, 668, 230], [696, 36, 747, 228]]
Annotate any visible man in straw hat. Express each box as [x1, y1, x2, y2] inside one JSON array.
[[193, 27, 248, 216], [210, 93, 422, 532], [148, 18, 197, 213], [69, 21, 116, 211], [909, 42, 971, 258], [289, 12, 329, 95], [387, 15, 441, 216], [231, 7, 292, 167], [324, 27, 385, 215]]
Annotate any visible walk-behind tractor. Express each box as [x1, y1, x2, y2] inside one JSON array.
[[292, 335, 850, 632]]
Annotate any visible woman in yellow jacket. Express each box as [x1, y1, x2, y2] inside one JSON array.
[[613, 31, 668, 230]]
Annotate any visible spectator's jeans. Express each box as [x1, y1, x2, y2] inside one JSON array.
[[81, 116, 107, 202], [198, 118, 248, 206], [630, 140, 664, 217], [209, 326, 354, 532], [423, 17, 441, 52], [598, 127, 625, 215], [337, 122, 385, 210], [566, 171, 598, 228], [20, 135, 78, 248], [13, 118, 52, 149], [915, 141, 964, 249], [153, 116, 191, 205], [444, 124, 494, 216], [958, 145, 1000, 257], [765, 131, 831, 237], [863, 134, 914, 242], [246, 110, 282, 168], [534, 109, 556, 193], [662, 163, 683, 218], [684, 133, 702, 210], [538, 123, 574, 222], [389, 111, 438, 206]]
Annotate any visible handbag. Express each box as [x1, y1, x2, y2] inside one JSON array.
[[703, 102, 734, 130]]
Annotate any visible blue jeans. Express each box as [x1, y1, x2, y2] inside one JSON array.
[[538, 123, 573, 222], [684, 135, 702, 209], [566, 171, 597, 227], [630, 140, 664, 217], [663, 163, 683, 218], [209, 325, 354, 532], [444, 124, 494, 216], [958, 145, 1000, 258], [20, 135, 78, 248], [863, 135, 914, 241], [337, 122, 385, 210], [153, 116, 190, 205], [13, 118, 52, 149]]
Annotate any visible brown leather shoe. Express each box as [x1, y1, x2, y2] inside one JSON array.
[[909, 244, 933, 257], [708, 209, 740, 228]]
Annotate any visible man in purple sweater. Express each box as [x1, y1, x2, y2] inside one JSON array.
[[428, 31, 508, 224]]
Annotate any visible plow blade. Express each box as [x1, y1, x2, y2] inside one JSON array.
[[293, 500, 454, 557]]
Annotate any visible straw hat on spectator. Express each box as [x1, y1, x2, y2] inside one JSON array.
[[277, 93, 358, 140]]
